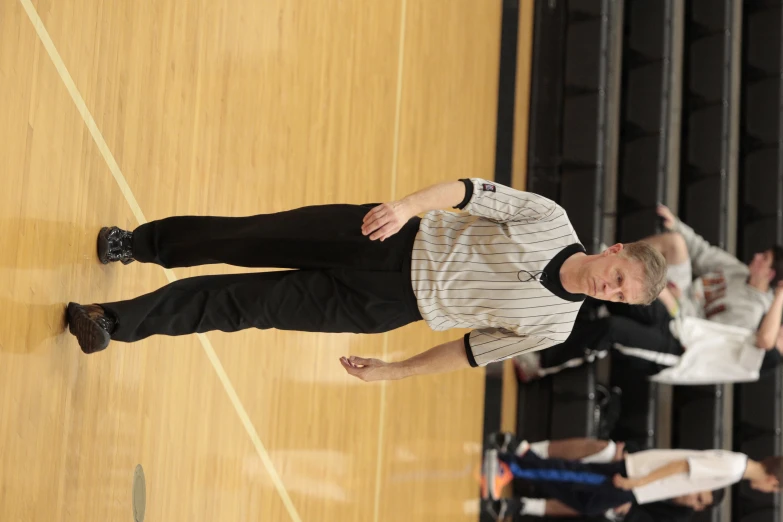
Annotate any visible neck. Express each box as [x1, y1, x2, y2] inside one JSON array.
[[560, 253, 588, 295], [748, 275, 771, 292]]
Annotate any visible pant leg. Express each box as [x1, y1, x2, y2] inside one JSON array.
[[541, 316, 682, 374], [132, 204, 421, 270], [540, 317, 614, 369], [101, 268, 422, 343], [602, 300, 672, 330], [501, 452, 635, 517]]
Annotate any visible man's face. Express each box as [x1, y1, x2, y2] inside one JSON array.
[[583, 244, 647, 304], [673, 491, 713, 511], [749, 249, 775, 283]]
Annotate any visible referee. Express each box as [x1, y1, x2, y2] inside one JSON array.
[[66, 178, 667, 381]]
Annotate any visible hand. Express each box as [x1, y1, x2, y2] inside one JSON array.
[[775, 280, 783, 298], [666, 281, 682, 300], [657, 204, 677, 231], [613, 502, 632, 516], [340, 356, 393, 382], [361, 201, 414, 241], [613, 441, 626, 462], [613, 474, 638, 490]]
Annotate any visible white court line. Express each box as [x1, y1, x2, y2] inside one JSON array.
[[373, 1, 408, 521], [18, 2, 303, 521]]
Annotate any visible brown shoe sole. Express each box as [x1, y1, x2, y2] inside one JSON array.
[[67, 303, 111, 354]]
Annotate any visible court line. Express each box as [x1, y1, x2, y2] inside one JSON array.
[[18, 2, 303, 521], [373, 1, 408, 521]]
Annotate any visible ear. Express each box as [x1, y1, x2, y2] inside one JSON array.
[[602, 243, 624, 256]]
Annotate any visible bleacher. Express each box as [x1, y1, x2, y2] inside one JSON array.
[[486, 1, 783, 521]]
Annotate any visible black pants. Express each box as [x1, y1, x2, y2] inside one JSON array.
[[502, 451, 635, 516], [541, 300, 683, 375], [100, 205, 423, 342]]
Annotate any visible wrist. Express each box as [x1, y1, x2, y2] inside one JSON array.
[[400, 196, 422, 218], [387, 361, 410, 380]]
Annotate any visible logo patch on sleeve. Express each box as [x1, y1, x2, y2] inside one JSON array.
[[482, 183, 496, 192]]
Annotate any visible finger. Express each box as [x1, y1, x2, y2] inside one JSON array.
[[370, 222, 394, 241], [362, 204, 385, 224], [379, 226, 402, 242], [340, 358, 363, 376], [362, 210, 385, 230], [349, 356, 372, 366], [363, 213, 389, 236]]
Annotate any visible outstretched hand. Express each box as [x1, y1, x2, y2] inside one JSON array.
[[340, 356, 393, 382], [361, 201, 414, 241]]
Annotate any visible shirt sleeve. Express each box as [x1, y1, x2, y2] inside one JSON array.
[[464, 328, 557, 367], [687, 451, 748, 481], [455, 178, 561, 224], [672, 219, 745, 277]]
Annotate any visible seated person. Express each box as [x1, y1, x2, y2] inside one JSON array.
[[650, 204, 783, 329], [529, 290, 783, 383], [481, 432, 779, 519]]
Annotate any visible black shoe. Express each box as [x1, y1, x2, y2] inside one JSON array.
[[66, 303, 116, 354], [97, 227, 134, 265], [483, 498, 523, 521], [487, 432, 520, 453]]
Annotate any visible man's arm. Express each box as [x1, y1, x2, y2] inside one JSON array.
[[757, 282, 783, 349], [362, 178, 560, 241], [340, 337, 471, 381], [361, 180, 467, 241], [613, 460, 689, 490]]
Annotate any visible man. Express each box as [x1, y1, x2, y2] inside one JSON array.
[[482, 433, 723, 520], [66, 178, 666, 381], [482, 436, 780, 519]]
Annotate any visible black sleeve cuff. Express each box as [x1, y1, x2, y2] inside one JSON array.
[[453, 179, 473, 210], [463, 332, 478, 368]]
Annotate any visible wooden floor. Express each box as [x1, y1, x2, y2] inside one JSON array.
[[0, 1, 532, 520]]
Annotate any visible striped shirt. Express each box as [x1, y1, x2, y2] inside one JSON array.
[[410, 178, 586, 367]]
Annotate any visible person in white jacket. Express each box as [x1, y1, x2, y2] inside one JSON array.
[[519, 287, 783, 384]]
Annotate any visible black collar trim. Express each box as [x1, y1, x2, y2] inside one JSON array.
[[541, 243, 587, 302]]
